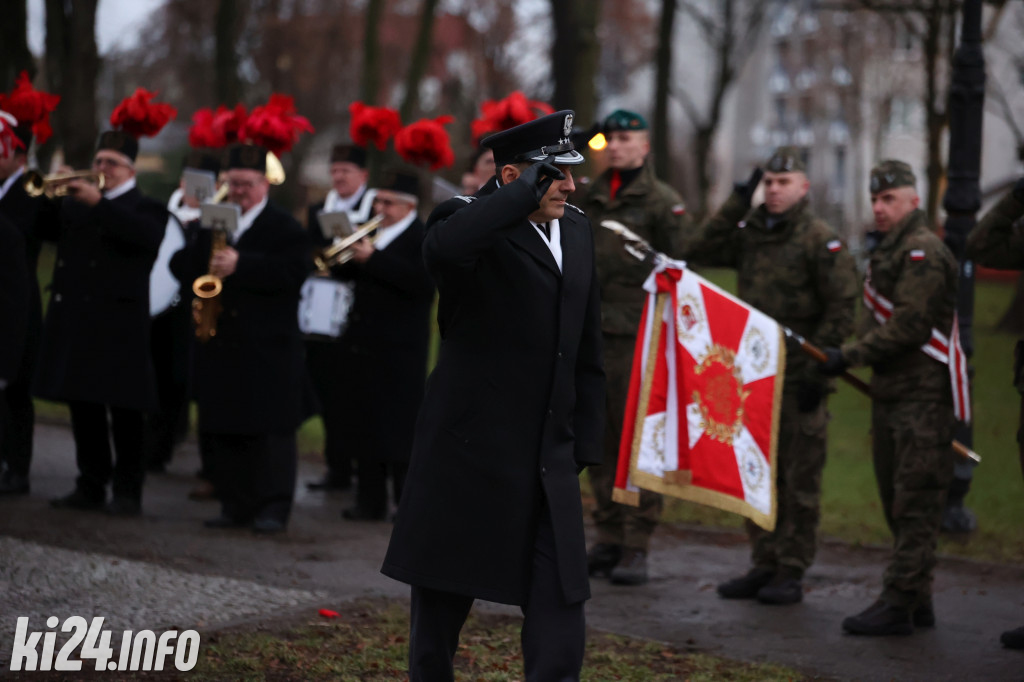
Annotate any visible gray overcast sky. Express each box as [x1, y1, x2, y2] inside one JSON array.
[[27, 0, 166, 56]]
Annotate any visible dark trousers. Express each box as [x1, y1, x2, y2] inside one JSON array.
[[144, 304, 191, 468], [68, 401, 146, 502], [356, 459, 407, 515], [408, 508, 585, 682], [204, 432, 297, 524], [1, 366, 35, 477], [305, 341, 353, 484]]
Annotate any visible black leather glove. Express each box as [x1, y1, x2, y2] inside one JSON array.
[[795, 382, 825, 413], [733, 167, 764, 207], [1014, 176, 1024, 203], [818, 347, 849, 377], [517, 156, 565, 204]]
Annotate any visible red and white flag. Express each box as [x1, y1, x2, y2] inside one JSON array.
[[612, 263, 785, 530]]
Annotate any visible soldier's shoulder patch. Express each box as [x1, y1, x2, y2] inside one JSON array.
[[671, 203, 686, 216], [565, 202, 585, 215], [909, 249, 926, 261], [453, 195, 476, 204], [826, 239, 842, 253]]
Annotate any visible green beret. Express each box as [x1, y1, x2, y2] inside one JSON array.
[[603, 109, 648, 133], [765, 146, 806, 173], [869, 160, 916, 193]]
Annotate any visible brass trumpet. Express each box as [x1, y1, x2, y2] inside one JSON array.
[[24, 170, 105, 198], [314, 214, 385, 271]]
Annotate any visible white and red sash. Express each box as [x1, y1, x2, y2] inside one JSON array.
[[862, 275, 971, 423]]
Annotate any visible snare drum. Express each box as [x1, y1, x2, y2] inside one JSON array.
[[298, 276, 354, 339]]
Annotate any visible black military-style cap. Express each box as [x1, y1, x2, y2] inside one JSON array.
[[226, 143, 268, 173], [483, 110, 585, 168], [330, 143, 367, 168], [97, 130, 139, 162], [377, 167, 420, 202], [603, 109, 648, 133], [185, 148, 222, 176], [869, 159, 916, 193], [765, 146, 806, 174]]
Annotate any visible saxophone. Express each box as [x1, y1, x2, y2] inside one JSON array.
[[191, 184, 230, 342]]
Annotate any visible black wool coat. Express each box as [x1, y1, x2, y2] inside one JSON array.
[[382, 178, 606, 606], [0, 213, 29, 383], [170, 201, 311, 435], [34, 187, 166, 412], [329, 217, 434, 463]]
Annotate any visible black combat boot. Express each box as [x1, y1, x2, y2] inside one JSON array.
[[912, 599, 935, 628], [716, 567, 775, 599], [610, 548, 649, 586], [756, 567, 803, 605], [842, 599, 913, 636], [587, 543, 623, 578]]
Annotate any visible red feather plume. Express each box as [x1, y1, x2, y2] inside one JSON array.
[[188, 108, 225, 148], [348, 102, 401, 151], [240, 94, 314, 156], [0, 112, 25, 158], [110, 88, 177, 138], [395, 116, 455, 171], [213, 104, 248, 145], [0, 71, 60, 145], [471, 92, 553, 144]]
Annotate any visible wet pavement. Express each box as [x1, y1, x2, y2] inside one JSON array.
[[0, 422, 1021, 681]]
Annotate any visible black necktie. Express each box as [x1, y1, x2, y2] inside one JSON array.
[[537, 222, 549, 239]]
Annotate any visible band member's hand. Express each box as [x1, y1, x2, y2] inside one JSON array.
[[517, 155, 565, 203], [210, 246, 239, 278], [818, 347, 849, 377], [183, 194, 201, 209], [733, 167, 764, 207], [348, 237, 374, 263], [66, 178, 102, 207]]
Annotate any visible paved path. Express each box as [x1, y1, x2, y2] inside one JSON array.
[[0, 423, 1021, 680]]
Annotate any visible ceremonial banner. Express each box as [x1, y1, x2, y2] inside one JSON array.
[[612, 263, 785, 530]]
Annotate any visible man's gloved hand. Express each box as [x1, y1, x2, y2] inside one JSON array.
[[733, 167, 764, 207], [517, 156, 565, 204], [796, 382, 825, 413], [1014, 176, 1024, 203], [818, 347, 849, 377]]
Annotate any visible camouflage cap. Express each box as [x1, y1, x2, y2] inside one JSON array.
[[603, 109, 648, 133], [765, 146, 806, 173], [869, 159, 916, 193]]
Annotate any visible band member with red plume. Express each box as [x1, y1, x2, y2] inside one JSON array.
[[170, 94, 313, 534], [0, 72, 60, 496], [37, 88, 173, 517]]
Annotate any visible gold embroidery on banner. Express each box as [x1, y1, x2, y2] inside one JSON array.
[[692, 344, 750, 446], [743, 326, 769, 375]]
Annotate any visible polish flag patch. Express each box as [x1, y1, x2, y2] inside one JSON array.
[[827, 240, 842, 253], [672, 204, 686, 215], [909, 249, 926, 261]]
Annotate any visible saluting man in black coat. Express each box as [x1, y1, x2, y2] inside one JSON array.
[[382, 111, 605, 682], [170, 144, 310, 534], [37, 129, 167, 516]]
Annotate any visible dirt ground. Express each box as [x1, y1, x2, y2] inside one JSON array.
[[0, 423, 1021, 681]]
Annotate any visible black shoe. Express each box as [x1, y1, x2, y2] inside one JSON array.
[[0, 470, 30, 495], [1001, 625, 1024, 650], [307, 475, 351, 491], [50, 489, 105, 511], [252, 517, 287, 534], [757, 577, 803, 605], [203, 515, 249, 529], [342, 505, 386, 521], [610, 548, 649, 586], [913, 600, 935, 628], [842, 599, 913, 636], [587, 543, 623, 578], [940, 503, 977, 534], [717, 567, 775, 600], [105, 497, 141, 517]]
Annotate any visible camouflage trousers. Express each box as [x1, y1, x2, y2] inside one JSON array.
[[872, 400, 954, 608], [747, 393, 828, 577], [588, 335, 663, 550]]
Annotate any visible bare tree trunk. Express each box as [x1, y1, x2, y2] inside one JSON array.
[[653, 0, 676, 182], [572, 0, 602, 130], [399, 0, 441, 122], [215, 0, 242, 104], [45, 0, 100, 168], [922, 1, 948, 226], [550, 1, 577, 111], [360, 0, 384, 105], [0, 0, 34, 90]]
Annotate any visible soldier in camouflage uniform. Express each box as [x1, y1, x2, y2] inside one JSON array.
[[579, 110, 692, 586], [821, 160, 959, 636], [964, 176, 1024, 650], [681, 146, 858, 605]]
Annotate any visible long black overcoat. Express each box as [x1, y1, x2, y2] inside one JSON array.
[[170, 201, 310, 434], [33, 187, 165, 412], [0, 213, 29, 383], [330, 218, 434, 463], [382, 178, 605, 606]]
